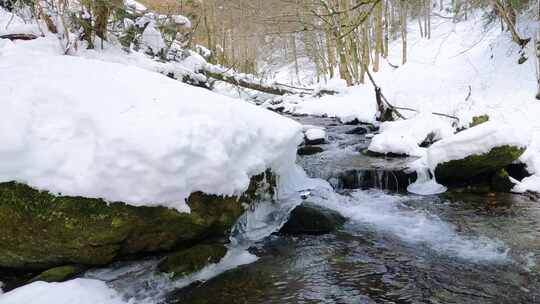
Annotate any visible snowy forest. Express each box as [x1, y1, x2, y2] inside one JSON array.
[[1, 0, 540, 303]]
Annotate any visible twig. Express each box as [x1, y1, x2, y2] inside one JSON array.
[[465, 85, 472, 101], [274, 82, 314, 92]]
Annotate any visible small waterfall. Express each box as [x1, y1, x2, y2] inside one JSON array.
[[407, 166, 447, 195]]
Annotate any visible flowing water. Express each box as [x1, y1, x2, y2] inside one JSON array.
[[89, 115, 540, 303]]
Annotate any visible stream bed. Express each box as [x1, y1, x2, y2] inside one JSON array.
[[78, 114, 540, 304], [164, 115, 540, 304]]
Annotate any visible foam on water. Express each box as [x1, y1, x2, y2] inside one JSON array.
[[309, 188, 510, 263], [84, 248, 258, 304]]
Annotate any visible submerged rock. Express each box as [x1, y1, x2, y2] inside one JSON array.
[[28, 265, 84, 283], [158, 244, 227, 278], [279, 202, 346, 235], [0, 171, 275, 271], [345, 127, 368, 135], [435, 146, 525, 185], [298, 145, 324, 156]]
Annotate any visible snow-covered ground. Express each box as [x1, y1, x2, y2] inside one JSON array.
[[0, 279, 128, 304], [0, 7, 304, 211], [266, 8, 540, 194]]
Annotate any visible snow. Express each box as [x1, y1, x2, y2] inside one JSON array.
[[261, 7, 540, 194], [407, 121, 530, 195], [124, 0, 147, 12], [304, 128, 326, 142], [173, 15, 191, 28], [271, 84, 378, 124], [368, 113, 455, 157], [0, 279, 128, 304], [141, 21, 166, 55], [0, 34, 303, 211], [0, 6, 42, 36], [423, 121, 529, 172], [514, 139, 540, 193]]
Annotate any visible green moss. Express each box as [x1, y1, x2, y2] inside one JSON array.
[[158, 244, 227, 278], [491, 169, 515, 193], [471, 115, 489, 127], [435, 146, 525, 184], [29, 265, 84, 283], [0, 171, 275, 271]]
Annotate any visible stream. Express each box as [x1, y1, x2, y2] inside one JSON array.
[[88, 114, 540, 303]]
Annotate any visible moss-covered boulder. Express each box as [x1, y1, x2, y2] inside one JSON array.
[[0, 171, 275, 271], [158, 244, 227, 278], [434, 146, 525, 184], [28, 265, 84, 283], [278, 202, 346, 235], [491, 169, 515, 192]]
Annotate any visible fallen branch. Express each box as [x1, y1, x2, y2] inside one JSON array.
[[0, 33, 41, 40], [204, 65, 333, 96], [364, 66, 459, 123], [205, 69, 294, 95], [274, 82, 314, 92], [364, 67, 405, 121]]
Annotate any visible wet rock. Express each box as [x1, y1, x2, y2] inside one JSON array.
[[158, 244, 227, 278], [279, 202, 346, 235], [298, 146, 324, 156], [419, 132, 437, 148], [304, 128, 326, 145], [0, 171, 275, 271], [435, 146, 525, 185], [346, 127, 368, 135], [362, 149, 408, 158], [491, 169, 515, 193], [28, 265, 84, 283], [336, 169, 416, 192]]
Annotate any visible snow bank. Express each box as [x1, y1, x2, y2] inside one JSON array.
[[424, 121, 529, 171], [273, 84, 378, 124], [0, 37, 302, 211], [514, 139, 540, 193], [0, 279, 127, 304], [0, 6, 42, 36], [304, 128, 326, 142], [407, 121, 529, 195], [368, 113, 455, 157]]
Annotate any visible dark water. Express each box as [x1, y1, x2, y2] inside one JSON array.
[[164, 115, 540, 304]]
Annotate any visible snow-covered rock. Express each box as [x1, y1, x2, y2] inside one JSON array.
[[424, 121, 529, 174], [0, 37, 302, 211], [304, 128, 326, 145], [368, 113, 455, 157], [408, 121, 529, 194], [0, 279, 127, 304]]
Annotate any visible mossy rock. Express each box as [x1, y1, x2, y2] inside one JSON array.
[[435, 146, 525, 184], [28, 265, 84, 283], [470, 115, 490, 127], [0, 171, 275, 271], [491, 169, 515, 193], [278, 202, 346, 235], [158, 244, 227, 278]]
